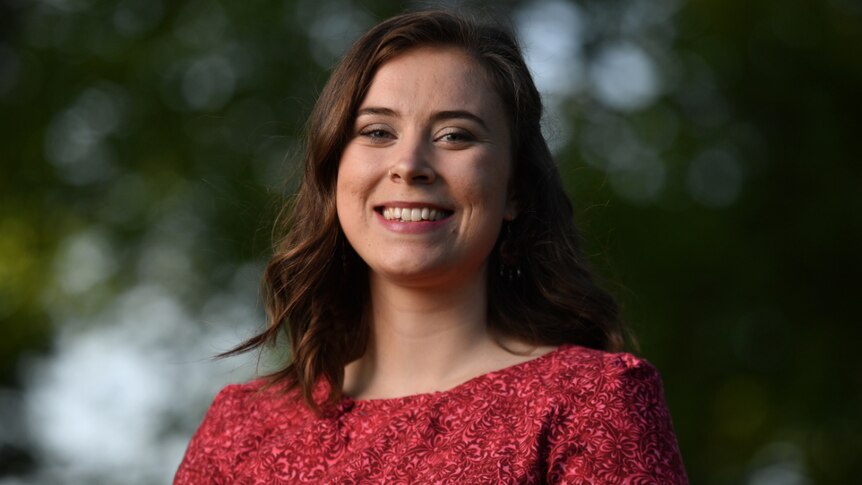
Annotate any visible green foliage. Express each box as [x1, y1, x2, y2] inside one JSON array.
[[1, 0, 859, 483]]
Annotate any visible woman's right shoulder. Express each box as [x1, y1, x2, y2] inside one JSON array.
[[210, 379, 268, 406], [191, 380, 270, 435], [173, 379, 304, 482], [205, 378, 302, 420]]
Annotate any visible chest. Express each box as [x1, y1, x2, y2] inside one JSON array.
[[227, 404, 552, 484]]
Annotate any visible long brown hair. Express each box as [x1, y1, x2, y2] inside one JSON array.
[[224, 10, 624, 412]]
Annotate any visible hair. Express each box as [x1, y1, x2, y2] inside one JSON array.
[[224, 10, 625, 413]]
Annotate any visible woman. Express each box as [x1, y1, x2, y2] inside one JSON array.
[[175, 10, 687, 484]]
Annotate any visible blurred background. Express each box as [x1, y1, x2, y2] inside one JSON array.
[[1, 0, 859, 483]]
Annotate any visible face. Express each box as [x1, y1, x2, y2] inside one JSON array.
[[336, 47, 516, 288]]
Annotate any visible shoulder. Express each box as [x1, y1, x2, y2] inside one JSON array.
[[535, 345, 689, 483], [208, 380, 265, 414], [545, 343, 656, 374], [196, 380, 276, 426], [537, 345, 674, 435], [529, 344, 664, 404], [174, 379, 305, 483], [199, 378, 310, 431], [181, 379, 282, 450]]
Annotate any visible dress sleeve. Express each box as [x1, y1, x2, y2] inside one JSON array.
[[546, 355, 688, 484], [173, 385, 246, 485]]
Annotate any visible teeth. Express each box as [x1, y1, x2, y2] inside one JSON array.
[[381, 206, 449, 222]]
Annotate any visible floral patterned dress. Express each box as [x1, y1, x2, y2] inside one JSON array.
[[175, 344, 688, 484]]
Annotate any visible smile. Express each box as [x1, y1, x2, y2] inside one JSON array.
[[376, 206, 453, 222]]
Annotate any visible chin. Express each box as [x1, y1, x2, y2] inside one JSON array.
[[369, 259, 487, 289], [371, 263, 447, 283]]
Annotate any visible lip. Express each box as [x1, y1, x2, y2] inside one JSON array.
[[373, 200, 454, 234]]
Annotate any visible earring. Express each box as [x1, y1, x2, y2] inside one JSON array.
[[498, 223, 522, 280]]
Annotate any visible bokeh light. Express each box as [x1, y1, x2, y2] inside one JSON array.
[[1, 0, 860, 483]]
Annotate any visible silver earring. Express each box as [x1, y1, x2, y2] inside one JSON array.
[[498, 224, 521, 280]]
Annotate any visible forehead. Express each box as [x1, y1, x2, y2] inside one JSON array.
[[360, 47, 505, 119]]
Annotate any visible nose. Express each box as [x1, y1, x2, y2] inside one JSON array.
[[388, 135, 436, 185]]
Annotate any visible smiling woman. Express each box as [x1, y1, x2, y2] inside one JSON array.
[[175, 10, 688, 483], [337, 47, 515, 291]]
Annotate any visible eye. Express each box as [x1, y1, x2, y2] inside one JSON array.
[[358, 125, 395, 144], [435, 129, 475, 145]]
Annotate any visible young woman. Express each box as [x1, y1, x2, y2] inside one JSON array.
[[175, 10, 687, 483]]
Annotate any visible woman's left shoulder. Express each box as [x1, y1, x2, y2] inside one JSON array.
[[538, 345, 689, 483], [536, 344, 666, 399]]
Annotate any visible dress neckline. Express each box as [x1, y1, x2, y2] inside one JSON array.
[[341, 344, 574, 408]]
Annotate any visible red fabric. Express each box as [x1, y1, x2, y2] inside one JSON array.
[[175, 345, 688, 484]]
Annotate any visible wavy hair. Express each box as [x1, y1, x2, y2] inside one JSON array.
[[224, 10, 624, 412]]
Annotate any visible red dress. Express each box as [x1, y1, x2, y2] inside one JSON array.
[[175, 345, 688, 484]]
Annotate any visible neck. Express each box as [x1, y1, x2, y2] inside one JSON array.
[[344, 267, 499, 399]]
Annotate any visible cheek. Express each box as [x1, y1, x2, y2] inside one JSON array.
[[463, 156, 513, 211], [335, 163, 357, 228], [336, 176, 361, 251], [336, 150, 361, 203], [336, 149, 376, 228]]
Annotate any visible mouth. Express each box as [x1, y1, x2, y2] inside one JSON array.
[[374, 205, 454, 222]]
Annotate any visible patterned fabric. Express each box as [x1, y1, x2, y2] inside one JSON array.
[[174, 345, 688, 484]]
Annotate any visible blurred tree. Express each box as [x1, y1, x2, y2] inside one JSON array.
[[565, 0, 862, 483], [1, 0, 859, 483]]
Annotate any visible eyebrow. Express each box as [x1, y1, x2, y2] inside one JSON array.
[[356, 107, 489, 131]]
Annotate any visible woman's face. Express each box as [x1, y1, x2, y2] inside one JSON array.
[[336, 47, 516, 288]]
